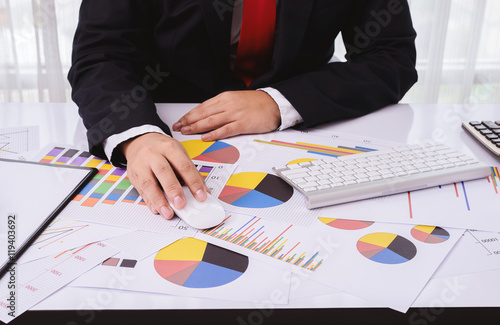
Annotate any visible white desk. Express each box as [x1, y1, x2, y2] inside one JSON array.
[[1, 103, 499, 324]]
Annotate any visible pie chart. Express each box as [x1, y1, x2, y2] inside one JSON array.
[[181, 140, 239, 164], [318, 217, 374, 230], [411, 225, 450, 244], [218, 172, 294, 208], [154, 237, 248, 288], [357, 233, 417, 264]]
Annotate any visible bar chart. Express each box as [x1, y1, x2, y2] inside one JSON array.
[[253, 139, 376, 157], [201, 214, 324, 271], [37, 146, 219, 208]]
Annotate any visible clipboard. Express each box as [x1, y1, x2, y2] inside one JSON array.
[[0, 158, 97, 278]]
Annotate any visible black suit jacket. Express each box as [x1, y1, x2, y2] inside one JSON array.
[[69, 0, 417, 162]]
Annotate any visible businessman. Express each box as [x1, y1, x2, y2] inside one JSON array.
[[69, 0, 417, 220]]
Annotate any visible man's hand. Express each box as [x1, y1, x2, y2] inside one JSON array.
[[172, 90, 281, 140], [120, 133, 209, 220]]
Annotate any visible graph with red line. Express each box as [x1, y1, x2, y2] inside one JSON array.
[[0, 241, 118, 322], [201, 214, 324, 271]]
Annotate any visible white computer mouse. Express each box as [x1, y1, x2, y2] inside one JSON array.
[[167, 186, 225, 229]]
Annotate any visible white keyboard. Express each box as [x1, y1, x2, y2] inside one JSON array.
[[273, 144, 491, 209]]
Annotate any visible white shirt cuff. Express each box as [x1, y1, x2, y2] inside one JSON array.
[[103, 125, 168, 164], [258, 87, 303, 130]]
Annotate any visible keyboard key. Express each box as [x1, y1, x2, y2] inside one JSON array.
[[299, 181, 319, 188], [483, 121, 498, 129], [292, 178, 307, 184], [282, 167, 310, 176], [311, 160, 326, 166], [480, 129, 493, 135], [287, 172, 310, 179]]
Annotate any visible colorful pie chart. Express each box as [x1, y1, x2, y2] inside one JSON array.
[[411, 225, 450, 244], [318, 217, 374, 230], [154, 237, 248, 288], [357, 233, 417, 264], [181, 140, 239, 164], [218, 172, 294, 208]]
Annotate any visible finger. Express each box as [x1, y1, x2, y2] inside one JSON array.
[[126, 171, 157, 215], [173, 98, 223, 131], [181, 110, 234, 135], [201, 122, 240, 141], [137, 188, 158, 215], [168, 146, 210, 202], [139, 165, 175, 219], [175, 160, 209, 202], [149, 155, 187, 211]]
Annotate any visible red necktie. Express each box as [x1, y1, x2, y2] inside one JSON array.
[[234, 0, 276, 87]]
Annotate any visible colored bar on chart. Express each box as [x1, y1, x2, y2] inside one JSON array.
[[103, 176, 132, 205], [85, 157, 104, 168], [39, 147, 64, 163], [123, 187, 140, 204], [74, 177, 100, 201], [73, 157, 106, 201], [54, 149, 79, 165], [105, 167, 126, 182], [253, 139, 375, 158], [82, 163, 115, 207], [197, 165, 214, 180], [70, 151, 92, 166]]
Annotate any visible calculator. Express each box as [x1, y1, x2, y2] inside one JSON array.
[[462, 121, 500, 158]]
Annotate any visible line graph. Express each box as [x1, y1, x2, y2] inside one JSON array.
[[0, 126, 38, 158]]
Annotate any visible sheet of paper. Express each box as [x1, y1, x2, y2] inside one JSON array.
[[31, 145, 234, 235], [104, 231, 183, 261], [197, 212, 463, 312], [0, 126, 39, 160], [321, 166, 500, 232], [70, 237, 291, 304], [0, 242, 118, 323], [433, 229, 500, 278], [173, 130, 398, 227], [18, 218, 133, 263]]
